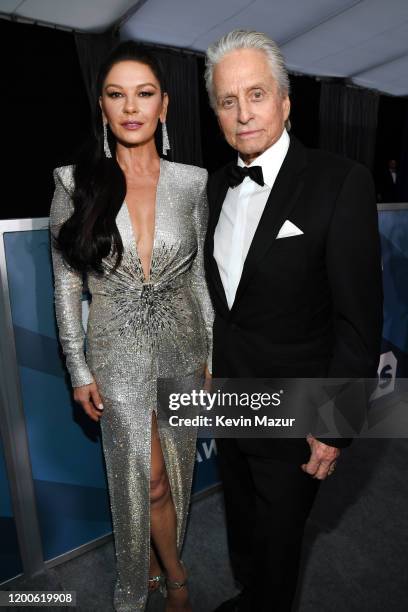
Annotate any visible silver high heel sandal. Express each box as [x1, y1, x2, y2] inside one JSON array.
[[148, 574, 166, 595]]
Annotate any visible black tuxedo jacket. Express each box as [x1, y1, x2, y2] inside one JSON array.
[[204, 136, 383, 459]]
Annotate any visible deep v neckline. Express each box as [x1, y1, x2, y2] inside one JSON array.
[[123, 158, 163, 283]]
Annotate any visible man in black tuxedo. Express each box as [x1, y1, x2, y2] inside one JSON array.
[[203, 30, 383, 612]]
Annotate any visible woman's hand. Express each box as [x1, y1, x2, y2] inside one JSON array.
[[204, 365, 212, 392], [73, 381, 104, 422]]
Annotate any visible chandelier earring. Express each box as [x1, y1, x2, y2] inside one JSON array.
[[103, 119, 112, 159], [162, 121, 171, 156]]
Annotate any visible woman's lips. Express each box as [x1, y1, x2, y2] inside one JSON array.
[[122, 121, 143, 130]]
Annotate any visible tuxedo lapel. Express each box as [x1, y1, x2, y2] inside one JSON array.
[[232, 137, 307, 309], [208, 167, 231, 236], [205, 163, 233, 313]]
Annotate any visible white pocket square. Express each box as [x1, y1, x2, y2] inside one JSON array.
[[276, 220, 304, 239]]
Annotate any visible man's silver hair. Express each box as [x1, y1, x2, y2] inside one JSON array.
[[205, 29, 290, 111]]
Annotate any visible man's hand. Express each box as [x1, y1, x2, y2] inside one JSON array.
[[73, 381, 104, 422], [301, 433, 340, 480]]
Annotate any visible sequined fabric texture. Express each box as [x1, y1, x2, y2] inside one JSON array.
[[49, 159, 213, 611]]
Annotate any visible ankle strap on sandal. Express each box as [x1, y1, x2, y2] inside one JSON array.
[[165, 560, 187, 590]]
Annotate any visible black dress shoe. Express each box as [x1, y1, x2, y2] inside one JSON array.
[[213, 591, 244, 612]]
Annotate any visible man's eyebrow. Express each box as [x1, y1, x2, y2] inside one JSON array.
[[217, 83, 267, 98], [217, 91, 236, 99]]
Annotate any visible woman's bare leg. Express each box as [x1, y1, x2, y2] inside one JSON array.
[[150, 412, 192, 611]]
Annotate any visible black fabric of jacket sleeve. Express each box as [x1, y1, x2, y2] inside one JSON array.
[[316, 164, 383, 448]]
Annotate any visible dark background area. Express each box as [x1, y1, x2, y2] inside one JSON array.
[[1, 18, 407, 219], [2, 20, 91, 219], [374, 95, 408, 196]]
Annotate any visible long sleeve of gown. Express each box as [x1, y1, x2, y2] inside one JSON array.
[[190, 170, 214, 373], [49, 166, 94, 388]]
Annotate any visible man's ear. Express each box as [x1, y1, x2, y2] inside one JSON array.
[[160, 92, 169, 123], [283, 95, 291, 123]]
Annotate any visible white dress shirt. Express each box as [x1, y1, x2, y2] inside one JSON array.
[[214, 129, 290, 309]]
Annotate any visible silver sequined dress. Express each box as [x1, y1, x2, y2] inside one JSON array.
[[49, 159, 213, 611]]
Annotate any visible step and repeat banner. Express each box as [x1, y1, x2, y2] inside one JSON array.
[[377, 208, 408, 381], [3, 226, 112, 566], [1, 206, 407, 583], [0, 433, 22, 583]]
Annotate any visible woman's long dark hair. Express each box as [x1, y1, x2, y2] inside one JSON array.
[[55, 41, 166, 274]]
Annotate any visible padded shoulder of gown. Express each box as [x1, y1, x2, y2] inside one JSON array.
[[163, 160, 208, 185], [53, 164, 75, 195]]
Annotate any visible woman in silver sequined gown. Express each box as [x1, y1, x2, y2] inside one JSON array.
[[49, 43, 212, 612]]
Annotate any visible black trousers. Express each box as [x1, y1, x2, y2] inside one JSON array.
[[217, 438, 321, 612]]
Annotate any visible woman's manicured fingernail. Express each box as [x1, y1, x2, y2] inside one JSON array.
[[98, 403, 104, 410]]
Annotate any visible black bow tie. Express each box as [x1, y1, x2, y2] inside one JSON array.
[[226, 164, 264, 188]]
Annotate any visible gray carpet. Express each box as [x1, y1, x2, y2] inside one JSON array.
[[3, 439, 408, 611]]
